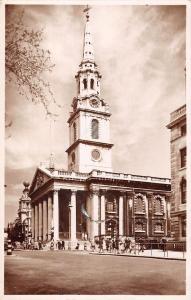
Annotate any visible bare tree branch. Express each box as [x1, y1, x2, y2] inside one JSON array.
[[5, 9, 59, 117]]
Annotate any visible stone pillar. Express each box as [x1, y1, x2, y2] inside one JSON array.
[[144, 195, 149, 237], [53, 190, 59, 241], [47, 194, 53, 241], [34, 203, 38, 241], [166, 196, 171, 237], [101, 193, 105, 235], [31, 204, 35, 241], [38, 201, 43, 241], [70, 190, 77, 241], [147, 193, 153, 237], [119, 193, 124, 236], [43, 198, 48, 241], [90, 189, 99, 239], [127, 192, 134, 237]]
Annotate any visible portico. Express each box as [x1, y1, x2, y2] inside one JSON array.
[[29, 168, 171, 245]]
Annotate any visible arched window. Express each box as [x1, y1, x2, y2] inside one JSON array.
[[90, 78, 94, 89], [83, 78, 87, 89], [135, 195, 144, 213], [91, 119, 99, 139], [155, 197, 162, 214], [73, 122, 77, 142], [180, 178, 186, 204]]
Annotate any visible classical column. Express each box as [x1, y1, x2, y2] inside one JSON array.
[[101, 193, 105, 235], [34, 203, 38, 241], [70, 190, 77, 241], [31, 204, 35, 241], [38, 201, 43, 240], [127, 192, 134, 237], [144, 195, 149, 236], [90, 189, 99, 239], [53, 190, 59, 241], [147, 193, 153, 237], [43, 198, 48, 241], [47, 194, 53, 241], [166, 196, 171, 237], [162, 195, 167, 236], [119, 193, 124, 236]]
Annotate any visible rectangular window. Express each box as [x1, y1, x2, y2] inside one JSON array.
[[181, 179, 186, 204], [181, 124, 186, 136], [180, 147, 186, 168], [181, 217, 186, 237]]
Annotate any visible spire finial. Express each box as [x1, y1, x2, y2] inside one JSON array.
[[83, 5, 92, 21]]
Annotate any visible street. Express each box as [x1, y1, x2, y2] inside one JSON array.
[[4, 250, 186, 295]]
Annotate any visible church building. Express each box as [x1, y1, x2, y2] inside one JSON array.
[[29, 9, 171, 246]]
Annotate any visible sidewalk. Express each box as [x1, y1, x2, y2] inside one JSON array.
[[89, 249, 186, 260]]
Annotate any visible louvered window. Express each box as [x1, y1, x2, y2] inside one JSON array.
[[91, 119, 99, 139], [90, 78, 94, 89]]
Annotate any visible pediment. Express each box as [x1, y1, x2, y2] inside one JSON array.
[[29, 168, 51, 194]]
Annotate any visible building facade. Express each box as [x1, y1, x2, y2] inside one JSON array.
[[167, 104, 186, 241], [29, 10, 171, 246], [7, 182, 32, 243]]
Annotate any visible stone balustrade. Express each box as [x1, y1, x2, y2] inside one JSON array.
[[49, 169, 170, 185]]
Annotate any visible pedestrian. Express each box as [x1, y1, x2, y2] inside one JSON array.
[[75, 242, 80, 250], [115, 237, 119, 254], [125, 238, 130, 253], [99, 238, 103, 253], [90, 240, 95, 252], [57, 240, 61, 250], [138, 238, 145, 253], [62, 240, 65, 250], [50, 240, 54, 250], [129, 239, 136, 254]]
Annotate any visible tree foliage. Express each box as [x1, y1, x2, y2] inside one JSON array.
[[5, 10, 58, 116]]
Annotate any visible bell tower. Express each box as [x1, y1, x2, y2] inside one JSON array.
[[66, 6, 113, 173]]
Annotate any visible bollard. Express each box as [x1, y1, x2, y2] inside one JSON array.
[[7, 240, 12, 255]]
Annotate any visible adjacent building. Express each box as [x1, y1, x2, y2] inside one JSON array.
[[29, 9, 171, 246], [7, 182, 32, 243], [167, 104, 186, 241]]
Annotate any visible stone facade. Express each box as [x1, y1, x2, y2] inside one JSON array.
[[29, 168, 171, 244], [29, 10, 171, 245], [167, 104, 186, 240]]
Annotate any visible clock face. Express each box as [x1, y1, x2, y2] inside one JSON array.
[[91, 149, 101, 161], [90, 98, 99, 108]]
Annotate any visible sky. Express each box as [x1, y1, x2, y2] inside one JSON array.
[[5, 4, 186, 226]]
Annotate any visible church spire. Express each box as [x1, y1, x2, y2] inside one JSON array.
[[82, 5, 94, 62]]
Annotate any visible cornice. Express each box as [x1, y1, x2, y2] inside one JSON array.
[[67, 107, 111, 123], [66, 139, 114, 153]]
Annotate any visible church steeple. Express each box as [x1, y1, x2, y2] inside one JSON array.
[[74, 6, 101, 100], [66, 6, 113, 173], [82, 6, 94, 62]]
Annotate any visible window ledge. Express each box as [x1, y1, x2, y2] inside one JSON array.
[[135, 230, 145, 233], [179, 167, 186, 171]]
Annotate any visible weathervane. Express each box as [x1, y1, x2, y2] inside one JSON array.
[[83, 4, 92, 21]]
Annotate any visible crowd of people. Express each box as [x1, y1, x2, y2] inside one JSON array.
[[9, 236, 168, 253], [91, 236, 145, 255]]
